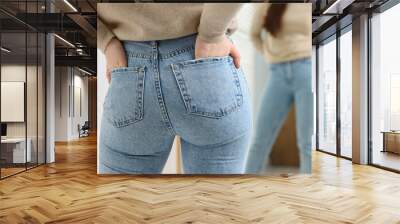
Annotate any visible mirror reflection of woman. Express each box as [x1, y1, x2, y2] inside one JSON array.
[[246, 3, 313, 174]]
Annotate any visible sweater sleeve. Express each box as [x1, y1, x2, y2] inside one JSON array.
[[250, 4, 268, 52], [97, 17, 116, 53], [197, 3, 244, 43]]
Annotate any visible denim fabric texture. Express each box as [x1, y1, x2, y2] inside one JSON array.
[[99, 34, 252, 174], [245, 58, 313, 174]]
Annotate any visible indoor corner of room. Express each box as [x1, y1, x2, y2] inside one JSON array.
[[313, 0, 400, 171], [54, 66, 96, 142], [0, 0, 97, 179]]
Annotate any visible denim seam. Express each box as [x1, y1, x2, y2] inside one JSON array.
[[152, 53, 176, 135], [101, 162, 124, 173], [160, 45, 195, 59], [103, 141, 166, 157], [126, 51, 152, 59], [111, 66, 142, 74], [230, 62, 244, 108], [171, 64, 191, 112], [101, 161, 146, 174], [179, 56, 230, 66], [183, 128, 250, 149], [135, 68, 145, 121]]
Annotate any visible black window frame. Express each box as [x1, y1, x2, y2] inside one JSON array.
[[315, 22, 353, 161]]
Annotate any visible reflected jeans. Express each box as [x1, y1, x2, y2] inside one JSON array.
[[99, 34, 252, 174], [245, 58, 313, 174]]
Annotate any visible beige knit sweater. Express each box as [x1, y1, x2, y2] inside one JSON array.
[[97, 3, 243, 52], [250, 3, 312, 63]]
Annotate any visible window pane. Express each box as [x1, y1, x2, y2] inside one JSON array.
[[318, 38, 337, 154], [38, 32, 46, 165], [0, 1, 46, 178], [371, 3, 400, 171], [340, 30, 352, 158], [1, 31, 28, 177], [27, 31, 38, 169]]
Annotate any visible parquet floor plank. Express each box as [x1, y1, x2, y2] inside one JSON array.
[[0, 135, 399, 223]]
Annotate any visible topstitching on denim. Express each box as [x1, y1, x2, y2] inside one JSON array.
[[160, 45, 195, 60], [110, 66, 144, 74], [170, 57, 243, 119], [125, 51, 152, 59], [105, 67, 146, 128], [150, 41, 176, 135], [125, 45, 195, 60]]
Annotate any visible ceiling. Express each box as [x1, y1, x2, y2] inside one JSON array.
[[0, 0, 97, 75], [312, 0, 392, 44]]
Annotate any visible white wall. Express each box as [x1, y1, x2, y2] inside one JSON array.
[[1, 64, 46, 164], [46, 33, 56, 163], [1, 66, 26, 130], [55, 67, 68, 141], [71, 74, 89, 138], [1, 65, 39, 139], [1, 82, 25, 122], [54, 67, 89, 141]]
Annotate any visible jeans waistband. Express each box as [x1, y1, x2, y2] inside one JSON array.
[[123, 33, 197, 59]]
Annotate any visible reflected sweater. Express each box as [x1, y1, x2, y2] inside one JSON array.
[[250, 3, 312, 63], [97, 3, 243, 52]]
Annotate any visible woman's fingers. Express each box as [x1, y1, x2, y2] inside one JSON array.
[[230, 44, 241, 69], [104, 38, 128, 83], [195, 35, 241, 69], [106, 68, 111, 84]]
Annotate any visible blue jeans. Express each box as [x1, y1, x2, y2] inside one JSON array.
[[245, 58, 313, 174], [99, 34, 252, 174]]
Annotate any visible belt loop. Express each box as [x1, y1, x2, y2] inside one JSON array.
[[152, 41, 158, 59], [151, 41, 157, 49]]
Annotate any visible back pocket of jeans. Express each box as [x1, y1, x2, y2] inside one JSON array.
[[171, 56, 242, 119], [103, 66, 145, 128]]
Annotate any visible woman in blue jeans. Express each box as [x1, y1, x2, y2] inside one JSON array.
[[97, 4, 252, 174], [246, 3, 313, 174]]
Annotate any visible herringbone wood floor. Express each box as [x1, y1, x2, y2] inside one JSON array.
[[0, 134, 400, 224]]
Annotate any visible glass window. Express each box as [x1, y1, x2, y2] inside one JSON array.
[[38, 32, 46, 165], [27, 31, 38, 169], [339, 29, 352, 158], [318, 37, 337, 154], [1, 31, 28, 178], [0, 1, 46, 179], [371, 3, 400, 171]]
